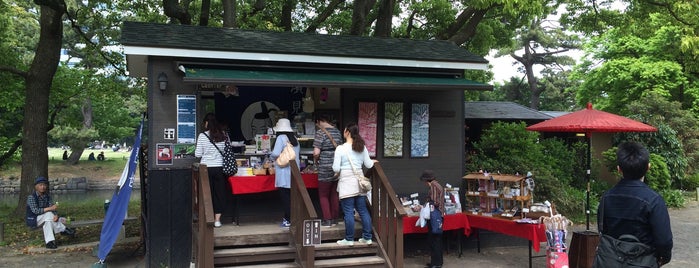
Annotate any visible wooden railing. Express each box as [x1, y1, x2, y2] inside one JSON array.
[[367, 163, 406, 268], [289, 159, 318, 268], [191, 163, 214, 268]]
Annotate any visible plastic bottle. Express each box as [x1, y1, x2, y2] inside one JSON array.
[[104, 199, 110, 213]]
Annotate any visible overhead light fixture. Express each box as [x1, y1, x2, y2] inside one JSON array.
[[157, 72, 168, 93]]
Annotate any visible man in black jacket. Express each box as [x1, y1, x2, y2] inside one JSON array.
[[596, 142, 673, 266]]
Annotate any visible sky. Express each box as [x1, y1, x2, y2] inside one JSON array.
[[486, 48, 585, 84]]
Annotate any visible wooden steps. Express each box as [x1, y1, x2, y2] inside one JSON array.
[[212, 221, 385, 267]]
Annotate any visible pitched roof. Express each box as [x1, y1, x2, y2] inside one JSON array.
[[121, 21, 488, 65], [464, 101, 552, 120]]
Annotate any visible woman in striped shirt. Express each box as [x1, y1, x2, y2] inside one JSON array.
[[195, 113, 230, 228]]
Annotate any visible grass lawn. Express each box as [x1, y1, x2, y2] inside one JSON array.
[[2, 148, 133, 179], [0, 147, 140, 248]]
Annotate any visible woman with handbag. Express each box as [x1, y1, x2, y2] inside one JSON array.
[[195, 113, 232, 228], [270, 118, 300, 228], [332, 122, 376, 246], [313, 115, 343, 227]]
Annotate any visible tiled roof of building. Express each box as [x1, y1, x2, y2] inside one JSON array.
[[121, 21, 487, 64], [464, 101, 552, 120]]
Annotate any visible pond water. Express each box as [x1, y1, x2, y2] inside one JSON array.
[[0, 189, 141, 207]]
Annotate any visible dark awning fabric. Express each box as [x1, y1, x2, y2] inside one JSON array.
[[183, 67, 491, 90]]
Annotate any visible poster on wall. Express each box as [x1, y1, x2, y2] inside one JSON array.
[[174, 144, 195, 159], [177, 95, 197, 144], [156, 143, 173, 165], [357, 102, 377, 157], [410, 103, 429, 158], [384, 102, 403, 157]]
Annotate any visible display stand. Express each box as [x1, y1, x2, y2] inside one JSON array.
[[462, 172, 531, 218]]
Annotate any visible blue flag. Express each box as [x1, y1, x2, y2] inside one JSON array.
[[97, 119, 143, 262]]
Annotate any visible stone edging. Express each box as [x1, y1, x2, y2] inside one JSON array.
[[0, 177, 141, 194]]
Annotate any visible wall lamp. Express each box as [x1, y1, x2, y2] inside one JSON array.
[[157, 72, 168, 93]]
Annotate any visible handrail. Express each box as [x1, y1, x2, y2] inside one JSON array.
[[289, 160, 317, 267], [191, 163, 215, 268], [368, 162, 406, 268]]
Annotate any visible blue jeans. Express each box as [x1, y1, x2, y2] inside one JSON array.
[[340, 195, 372, 241]]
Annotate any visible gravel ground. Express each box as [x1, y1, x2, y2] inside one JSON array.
[[1, 200, 696, 268]]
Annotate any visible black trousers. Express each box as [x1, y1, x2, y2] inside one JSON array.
[[428, 230, 443, 266]]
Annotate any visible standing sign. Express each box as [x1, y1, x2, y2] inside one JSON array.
[[177, 95, 197, 144], [303, 219, 322, 246]]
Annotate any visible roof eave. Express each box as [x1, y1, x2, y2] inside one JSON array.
[[124, 45, 489, 77]]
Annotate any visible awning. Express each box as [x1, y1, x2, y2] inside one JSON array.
[[183, 67, 491, 90]]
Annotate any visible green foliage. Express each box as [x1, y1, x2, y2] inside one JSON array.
[[679, 173, 699, 190], [626, 94, 699, 179], [659, 189, 686, 208], [646, 154, 672, 191], [469, 122, 543, 174]]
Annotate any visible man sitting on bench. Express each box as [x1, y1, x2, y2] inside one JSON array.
[[25, 177, 76, 249]]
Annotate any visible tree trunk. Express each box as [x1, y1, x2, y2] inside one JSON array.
[[350, 0, 375, 35], [222, 0, 236, 28], [281, 0, 294, 31], [305, 0, 345, 33], [163, 0, 192, 25], [66, 97, 94, 164], [16, 3, 64, 215], [199, 0, 211, 26], [374, 0, 395, 37]]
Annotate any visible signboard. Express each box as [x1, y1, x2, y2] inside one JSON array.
[[303, 219, 322, 246], [177, 95, 197, 144]]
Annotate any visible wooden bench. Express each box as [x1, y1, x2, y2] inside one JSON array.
[[66, 216, 138, 228]]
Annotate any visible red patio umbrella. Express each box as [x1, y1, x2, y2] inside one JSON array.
[[526, 103, 657, 230]]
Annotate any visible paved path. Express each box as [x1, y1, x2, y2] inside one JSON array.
[[2, 200, 696, 267]]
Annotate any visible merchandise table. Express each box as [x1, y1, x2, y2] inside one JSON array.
[[465, 214, 547, 268], [402, 213, 469, 234], [403, 213, 470, 256], [227, 174, 318, 224], [228, 174, 319, 194]]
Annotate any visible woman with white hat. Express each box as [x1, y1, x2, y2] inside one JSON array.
[[270, 118, 300, 228]]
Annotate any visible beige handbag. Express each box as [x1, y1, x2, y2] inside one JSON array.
[[275, 142, 296, 167]]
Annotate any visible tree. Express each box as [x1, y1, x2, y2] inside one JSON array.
[[495, 0, 581, 110], [15, 0, 66, 215]]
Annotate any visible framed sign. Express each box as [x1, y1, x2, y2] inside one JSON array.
[[383, 102, 403, 157], [156, 143, 173, 165], [410, 103, 429, 158], [358, 102, 377, 157]]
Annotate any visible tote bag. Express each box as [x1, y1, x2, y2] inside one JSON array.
[[275, 142, 296, 167]]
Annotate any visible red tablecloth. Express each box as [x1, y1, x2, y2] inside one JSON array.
[[228, 174, 318, 194], [465, 214, 547, 252], [402, 213, 469, 234]]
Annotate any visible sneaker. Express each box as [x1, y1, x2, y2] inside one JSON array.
[[61, 227, 76, 237], [46, 240, 57, 249], [214, 221, 222, 228], [280, 219, 291, 228], [321, 220, 332, 227], [336, 239, 354, 246], [358, 238, 373, 245]]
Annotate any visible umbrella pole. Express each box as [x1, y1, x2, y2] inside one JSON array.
[[586, 134, 591, 230]]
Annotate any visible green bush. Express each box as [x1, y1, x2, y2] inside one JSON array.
[[660, 189, 686, 208]]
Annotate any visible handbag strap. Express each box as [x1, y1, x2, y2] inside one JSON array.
[[344, 147, 363, 178], [203, 132, 228, 157], [320, 127, 338, 148], [599, 194, 605, 233]]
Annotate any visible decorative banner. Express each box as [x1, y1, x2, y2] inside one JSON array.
[[411, 103, 429, 157], [357, 102, 377, 157], [96, 118, 143, 264], [384, 102, 403, 157]]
